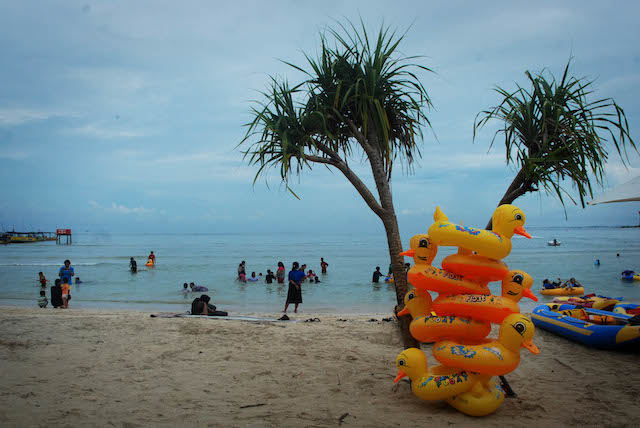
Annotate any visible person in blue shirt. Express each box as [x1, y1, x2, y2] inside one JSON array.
[[58, 260, 74, 286], [284, 262, 305, 313]]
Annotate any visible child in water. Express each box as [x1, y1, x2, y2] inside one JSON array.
[[38, 272, 47, 287], [38, 290, 48, 308]]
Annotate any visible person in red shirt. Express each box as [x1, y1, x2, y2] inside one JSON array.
[[320, 258, 329, 274], [147, 251, 156, 265], [38, 272, 47, 287]]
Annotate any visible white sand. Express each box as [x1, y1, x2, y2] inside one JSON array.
[[0, 307, 638, 427]]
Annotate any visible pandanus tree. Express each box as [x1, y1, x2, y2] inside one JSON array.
[[240, 22, 433, 347], [474, 59, 636, 229]]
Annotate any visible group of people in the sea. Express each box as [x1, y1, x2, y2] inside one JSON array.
[[372, 263, 411, 283], [542, 277, 583, 290], [234, 258, 329, 314], [36, 259, 82, 309], [236, 258, 328, 284], [129, 251, 156, 273]]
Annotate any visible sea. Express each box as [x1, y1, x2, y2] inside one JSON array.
[[1, 227, 639, 314]]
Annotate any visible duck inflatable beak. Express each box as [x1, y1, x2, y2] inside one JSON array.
[[400, 249, 415, 257], [522, 288, 538, 301], [397, 306, 410, 317], [513, 226, 532, 239], [522, 340, 540, 355], [394, 370, 407, 384]]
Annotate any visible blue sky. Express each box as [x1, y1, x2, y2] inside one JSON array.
[[1, 0, 639, 234]]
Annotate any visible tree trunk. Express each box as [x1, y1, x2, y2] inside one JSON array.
[[380, 207, 420, 349], [486, 168, 529, 230]]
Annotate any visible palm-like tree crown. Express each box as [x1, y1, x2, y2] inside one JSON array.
[[474, 59, 636, 208]]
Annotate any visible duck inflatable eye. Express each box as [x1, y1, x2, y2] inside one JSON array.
[[398, 359, 406, 367], [512, 274, 524, 285], [513, 321, 527, 335], [407, 292, 416, 301], [515, 213, 523, 221], [419, 238, 429, 248]]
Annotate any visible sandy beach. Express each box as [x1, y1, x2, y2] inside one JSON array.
[[0, 307, 638, 427]]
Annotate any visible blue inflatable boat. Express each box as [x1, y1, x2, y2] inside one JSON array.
[[531, 303, 640, 350]]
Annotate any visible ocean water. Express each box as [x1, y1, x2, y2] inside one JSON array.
[[1, 227, 639, 314]]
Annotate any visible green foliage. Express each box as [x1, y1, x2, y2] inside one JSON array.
[[241, 20, 433, 185], [474, 59, 636, 208]]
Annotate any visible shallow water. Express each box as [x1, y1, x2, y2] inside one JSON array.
[[1, 227, 639, 313]]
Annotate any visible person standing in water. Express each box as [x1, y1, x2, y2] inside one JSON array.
[[276, 262, 285, 284], [372, 266, 382, 283], [147, 251, 156, 265], [129, 257, 137, 273], [58, 260, 74, 286], [320, 258, 329, 274], [284, 262, 304, 313]]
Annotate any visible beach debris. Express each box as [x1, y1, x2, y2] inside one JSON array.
[[338, 412, 353, 425], [304, 317, 321, 322], [278, 314, 290, 321], [367, 318, 378, 322], [239, 403, 266, 409]]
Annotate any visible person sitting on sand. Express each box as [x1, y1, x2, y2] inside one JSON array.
[[38, 272, 47, 287], [190, 282, 209, 292], [265, 269, 276, 284], [247, 272, 259, 282], [38, 290, 48, 308], [372, 266, 382, 283], [562, 278, 582, 290], [191, 294, 228, 316]]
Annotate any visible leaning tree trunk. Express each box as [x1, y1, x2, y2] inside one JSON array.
[[363, 128, 419, 349], [486, 168, 531, 230], [380, 209, 420, 349]]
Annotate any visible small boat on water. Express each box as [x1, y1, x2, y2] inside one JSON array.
[[531, 303, 640, 350]]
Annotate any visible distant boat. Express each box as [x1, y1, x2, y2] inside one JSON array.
[[547, 240, 562, 246]]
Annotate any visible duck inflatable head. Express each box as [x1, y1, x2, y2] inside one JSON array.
[[397, 289, 433, 318], [502, 270, 537, 303], [491, 205, 531, 240], [400, 234, 437, 266]]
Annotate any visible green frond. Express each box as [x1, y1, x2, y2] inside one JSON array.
[[474, 58, 637, 211]]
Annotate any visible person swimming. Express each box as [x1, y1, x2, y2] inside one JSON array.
[[247, 272, 259, 282]]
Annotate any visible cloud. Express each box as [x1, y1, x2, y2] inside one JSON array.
[[0, 108, 58, 126], [88, 200, 155, 215], [0, 150, 30, 160], [65, 123, 150, 139]]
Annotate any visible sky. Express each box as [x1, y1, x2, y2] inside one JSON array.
[[1, 0, 639, 234]]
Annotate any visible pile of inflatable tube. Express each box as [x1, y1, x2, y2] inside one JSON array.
[[394, 205, 539, 417], [145, 259, 154, 267], [531, 302, 640, 349]]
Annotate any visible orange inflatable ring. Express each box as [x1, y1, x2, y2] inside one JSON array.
[[442, 254, 508, 282], [408, 266, 490, 296], [409, 314, 491, 343], [433, 314, 539, 376], [432, 294, 520, 324]]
